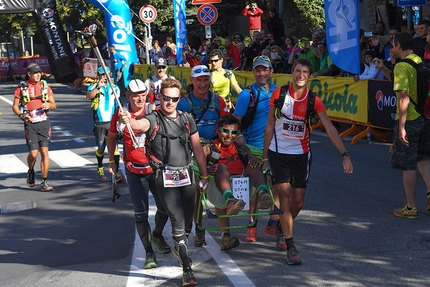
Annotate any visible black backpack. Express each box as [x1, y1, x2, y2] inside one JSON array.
[[240, 86, 260, 131], [275, 84, 319, 128], [397, 58, 430, 119], [145, 110, 191, 170]]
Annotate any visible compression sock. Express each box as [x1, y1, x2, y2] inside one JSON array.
[[136, 221, 153, 251], [95, 150, 104, 168], [114, 151, 120, 172], [257, 184, 268, 195], [222, 189, 233, 201], [173, 234, 191, 271], [285, 237, 294, 250]]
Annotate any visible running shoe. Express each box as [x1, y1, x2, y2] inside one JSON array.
[[151, 235, 171, 254], [275, 220, 287, 251], [27, 169, 35, 188], [426, 193, 430, 211], [194, 228, 206, 247], [40, 180, 54, 192], [115, 172, 125, 183], [286, 245, 302, 265], [245, 226, 257, 242], [226, 197, 245, 215], [264, 222, 276, 237], [220, 232, 240, 251], [182, 271, 197, 286], [144, 252, 157, 269], [394, 205, 419, 219], [258, 190, 272, 209], [173, 246, 193, 268], [97, 167, 106, 180]]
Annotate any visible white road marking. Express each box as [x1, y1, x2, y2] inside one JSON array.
[[0, 154, 30, 176], [0, 95, 13, 105], [126, 196, 254, 286], [49, 150, 93, 168]]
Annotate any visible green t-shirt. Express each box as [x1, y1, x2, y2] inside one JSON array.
[[298, 49, 320, 72], [393, 54, 421, 121], [319, 51, 333, 71]]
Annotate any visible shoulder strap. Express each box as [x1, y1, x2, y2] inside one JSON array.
[[195, 92, 213, 124], [397, 58, 419, 107]]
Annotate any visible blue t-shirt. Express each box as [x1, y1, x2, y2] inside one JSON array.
[[110, 52, 126, 71], [88, 83, 119, 123], [177, 92, 227, 140], [234, 82, 277, 149]]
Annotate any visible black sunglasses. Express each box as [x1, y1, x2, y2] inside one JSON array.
[[161, 94, 180, 102], [157, 66, 167, 69], [210, 58, 221, 63], [219, 127, 239, 135]]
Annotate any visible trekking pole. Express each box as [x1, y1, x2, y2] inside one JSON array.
[[76, 25, 139, 148], [112, 172, 121, 202]]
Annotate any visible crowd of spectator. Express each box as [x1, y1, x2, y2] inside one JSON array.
[[133, 8, 430, 83]]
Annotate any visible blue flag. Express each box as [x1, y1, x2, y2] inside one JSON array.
[[174, 0, 187, 65], [324, 0, 361, 74]]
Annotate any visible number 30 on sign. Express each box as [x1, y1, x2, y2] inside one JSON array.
[[139, 5, 157, 23]]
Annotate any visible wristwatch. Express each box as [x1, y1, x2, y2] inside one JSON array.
[[341, 151, 350, 157], [19, 113, 25, 120]]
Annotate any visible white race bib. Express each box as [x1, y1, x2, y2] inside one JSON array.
[[163, 168, 191, 188], [281, 118, 305, 139]]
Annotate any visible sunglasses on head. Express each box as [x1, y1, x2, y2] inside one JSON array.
[[161, 94, 180, 102], [219, 127, 239, 135], [157, 66, 166, 69], [193, 68, 210, 74], [253, 55, 270, 63]]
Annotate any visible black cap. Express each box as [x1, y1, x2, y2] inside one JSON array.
[[28, 64, 42, 73]]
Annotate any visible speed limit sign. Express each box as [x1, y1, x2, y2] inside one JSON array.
[[139, 5, 157, 23]]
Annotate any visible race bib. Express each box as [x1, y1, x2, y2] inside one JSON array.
[[29, 108, 47, 123], [163, 168, 191, 188], [282, 118, 305, 139]]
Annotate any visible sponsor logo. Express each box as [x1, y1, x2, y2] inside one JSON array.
[[43, 8, 55, 18]]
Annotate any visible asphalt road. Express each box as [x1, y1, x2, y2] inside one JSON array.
[[0, 79, 429, 287]]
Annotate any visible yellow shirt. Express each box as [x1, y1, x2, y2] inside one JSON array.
[[393, 54, 421, 121], [209, 69, 238, 104]]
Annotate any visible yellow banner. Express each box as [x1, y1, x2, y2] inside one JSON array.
[[134, 64, 368, 123]]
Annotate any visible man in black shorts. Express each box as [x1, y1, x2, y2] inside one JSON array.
[[12, 63, 57, 191], [391, 32, 430, 218], [262, 58, 353, 265]]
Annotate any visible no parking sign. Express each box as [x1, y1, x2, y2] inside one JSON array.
[[197, 4, 218, 26]]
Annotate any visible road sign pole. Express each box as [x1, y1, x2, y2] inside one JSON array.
[[145, 22, 151, 65], [205, 25, 212, 39]]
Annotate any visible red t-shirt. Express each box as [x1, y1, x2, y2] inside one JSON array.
[[110, 106, 149, 165], [213, 139, 243, 175], [241, 7, 264, 30]]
